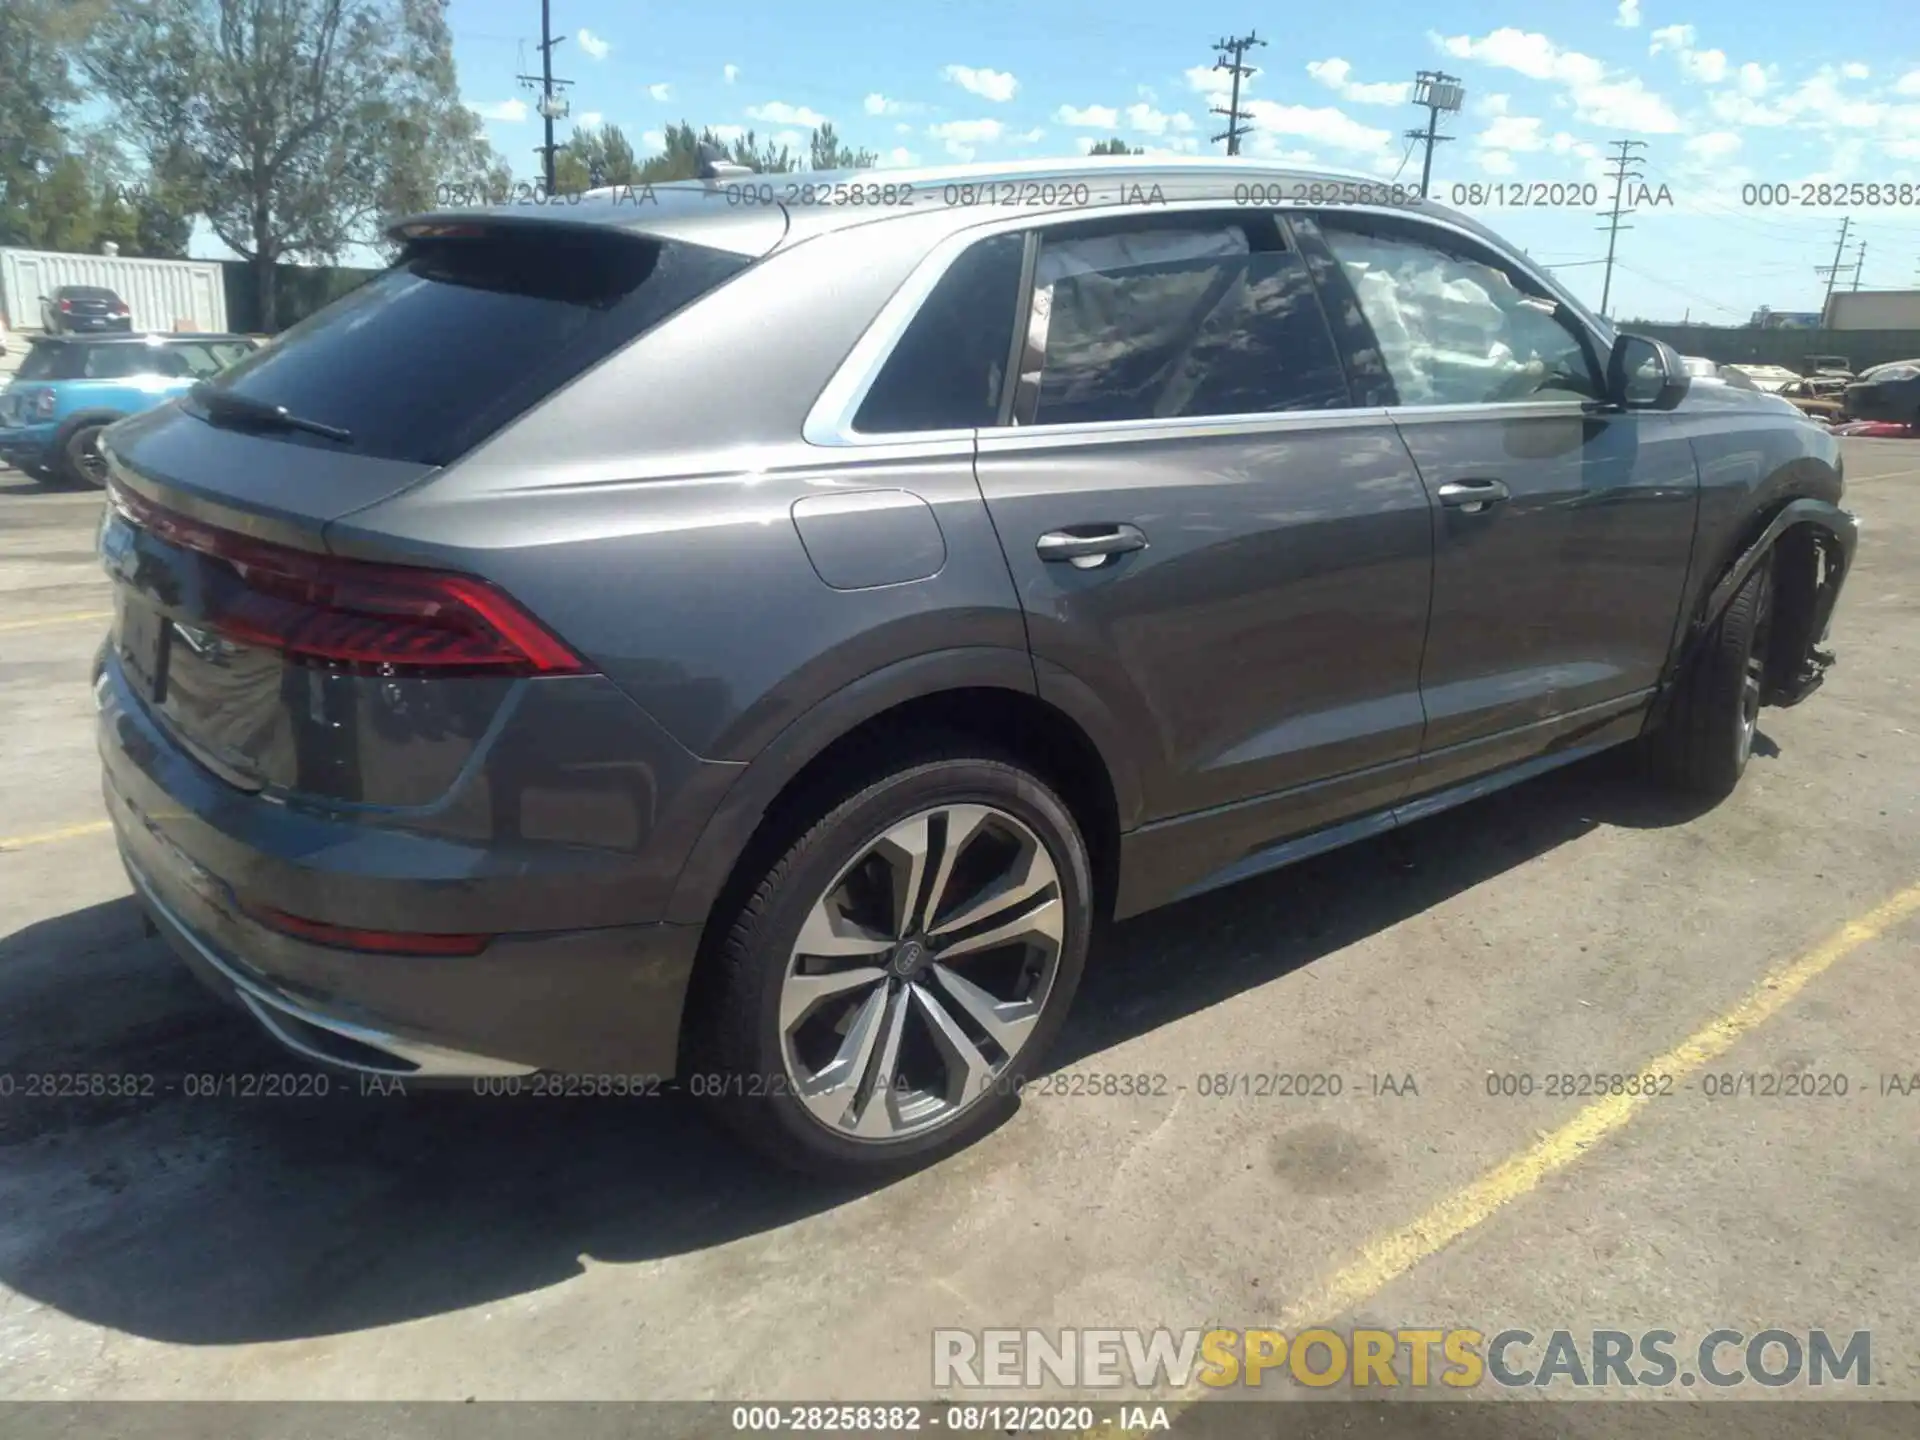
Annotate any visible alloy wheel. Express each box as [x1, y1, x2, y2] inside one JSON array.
[[777, 803, 1065, 1142]]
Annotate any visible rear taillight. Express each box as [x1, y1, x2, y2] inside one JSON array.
[[31, 389, 56, 419], [243, 902, 492, 956], [58, 299, 73, 311], [107, 479, 588, 677], [111, 304, 130, 317]]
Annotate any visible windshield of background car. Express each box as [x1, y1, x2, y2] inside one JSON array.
[[192, 227, 749, 466]]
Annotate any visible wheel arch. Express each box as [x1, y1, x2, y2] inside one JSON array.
[[1652, 492, 1857, 728], [663, 647, 1141, 934]]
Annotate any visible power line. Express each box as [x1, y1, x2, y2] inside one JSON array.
[[1596, 138, 1647, 319], [1815, 216, 1852, 321], [1209, 32, 1263, 156], [1403, 71, 1464, 200], [516, 0, 574, 191]]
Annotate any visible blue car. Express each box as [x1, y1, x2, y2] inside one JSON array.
[[0, 333, 258, 486]]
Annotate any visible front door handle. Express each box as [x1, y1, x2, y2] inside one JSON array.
[[1036, 524, 1148, 569], [1436, 479, 1511, 513]]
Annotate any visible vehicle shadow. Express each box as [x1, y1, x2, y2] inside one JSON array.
[[0, 745, 1726, 1347]]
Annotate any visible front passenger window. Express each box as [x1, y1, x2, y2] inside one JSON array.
[[1315, 221, 1601, 406]]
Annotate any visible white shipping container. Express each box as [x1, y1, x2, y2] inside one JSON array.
[[0, 247, 228, 335], [1822, 290, 1920, 331]]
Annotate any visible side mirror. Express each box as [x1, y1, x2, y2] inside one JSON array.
[[1606, 332, 1689, 410]]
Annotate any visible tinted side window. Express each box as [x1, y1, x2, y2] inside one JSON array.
[[854, 233, 1024, 434], [1020, 221, 1349, 425], [1315, 220, 1601, 405]]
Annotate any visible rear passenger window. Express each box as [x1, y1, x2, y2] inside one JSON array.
[[1019, 219, 1349, 425], [855, 233, 1024, 434]]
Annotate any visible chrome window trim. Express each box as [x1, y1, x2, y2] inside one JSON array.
[[976, 407, 1395, 454], [802, 198, 1617, 450]]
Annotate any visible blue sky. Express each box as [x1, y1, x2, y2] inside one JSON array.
[[445, 0, 1920, 322]]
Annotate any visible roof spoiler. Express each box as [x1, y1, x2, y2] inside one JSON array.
[[696, 141, 756, 182]]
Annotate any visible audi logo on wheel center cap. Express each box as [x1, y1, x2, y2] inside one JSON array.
[[890, 939, 927, 977]]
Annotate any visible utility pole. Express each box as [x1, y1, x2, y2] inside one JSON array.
[[1815, 216, 1853, 323], [1851, 241, 1866, 291], [1405, 71, 1465, 199], [517, 0, 573, 192], [1210, 32, 1263, 156], [1596, 138, 1647, 319]]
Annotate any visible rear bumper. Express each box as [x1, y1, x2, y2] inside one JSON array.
[[1843, 381, 1920, 424], [0, 422, 57, 468], [100, 656, 708, 1079]]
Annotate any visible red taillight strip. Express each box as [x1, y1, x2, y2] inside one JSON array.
[[108, 479, 587, 676], [245, 903, 492, 957]]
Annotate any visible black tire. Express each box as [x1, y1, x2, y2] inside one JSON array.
[[1644, 554, 1774, 798], [687, 740, 1094, 1177], [57, 424, 109, 488]]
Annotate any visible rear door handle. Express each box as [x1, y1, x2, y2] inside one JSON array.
[[1036, 524, 1148, 569], [1436, 479, 1511, 513]]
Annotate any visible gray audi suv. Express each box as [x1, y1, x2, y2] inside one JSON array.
[[97, 156, 1855, 1174]]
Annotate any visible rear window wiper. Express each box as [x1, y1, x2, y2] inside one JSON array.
[[189, 383, 354, 445]]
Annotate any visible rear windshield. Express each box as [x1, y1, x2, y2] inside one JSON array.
[[17, 344, 83, 381], [61, 287, 120, 301], [191, 228, 749, 465]]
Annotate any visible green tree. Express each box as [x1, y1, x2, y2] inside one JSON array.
[[86, 0, 508, 329], [0, 0, 96, 247], [1087, 138, 1144, 156], [808, 122, 876, 171]]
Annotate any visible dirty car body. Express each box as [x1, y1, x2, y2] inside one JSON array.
[[95, 158, 1858, 1172]]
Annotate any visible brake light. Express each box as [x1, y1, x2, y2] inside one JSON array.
[[244, 903, 492, 956], [107, 479, 588, 677], [111, 304, 130, 317], [58, 299, 73, 311]]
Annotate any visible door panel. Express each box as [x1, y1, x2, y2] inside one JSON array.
[[1395, 405, 1698, 772], [975, 414, 1433, 822]]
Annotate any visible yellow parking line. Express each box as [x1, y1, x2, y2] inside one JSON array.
[[1261, 881, 1920, 1337], [0, 819, 112, 852], [0, 609, 111, 634], [1079, 879, 1920, 1428]]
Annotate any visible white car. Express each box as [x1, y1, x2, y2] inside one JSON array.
[[1724, 363, 1800, 394]]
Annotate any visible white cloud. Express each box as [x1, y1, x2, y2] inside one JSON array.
[[1169, 112, 1196, 133], [641, 129, 665, 151], [1648, 25, 1728, 83], [1015, 127, 1045, 143], [865, 93, 897, 115], [1841, 62, 1869, 80], [746, 101, 826, 126], [1124, 102, 1175, 134], [927, 118, 1005, 159], [1616, 0, 1640, 26], [1572, 76, 1684, 132], [576, 28, 609, 60], [1684, 130, 1743, 160], [708, 124, 746, 144], [772, 130, 804, 154], [1738, 63, 1771, 96], [943, 64, 1018, 102], [575, 111, 603, 128], [1243, 100, 1392, 153], [1304, 57, 1409, 105], [1437, 27, 1604, 87], [1478, 115, 1548, 151], [878, 147, 920, 167], [1898, 70, 1920, 96], [723, 64, 739, 85], [1184, 65, 1240, 99], [469, 99, 527, 123], [648, 83, 672, 102], [1055, 103, 1120, 128], [1479, 149, 1517, 175], [1475, 92, 1511, 116]]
